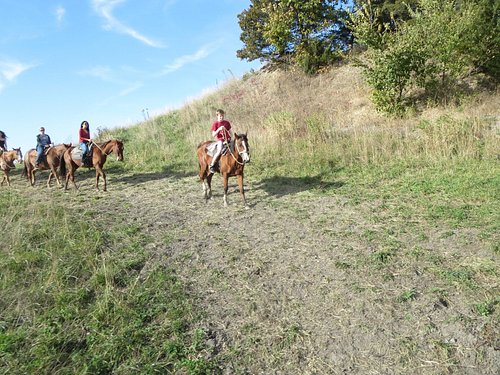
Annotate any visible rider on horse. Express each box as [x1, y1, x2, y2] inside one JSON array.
[[209, 109, 232, 174], [79, 120, 92, 166], [35, 127, 52, 167], [0, 130, 7, 153]]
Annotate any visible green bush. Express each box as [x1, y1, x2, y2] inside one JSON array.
[[351, 0, 499, 115]]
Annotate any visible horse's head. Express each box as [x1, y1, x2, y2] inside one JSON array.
[[13, 147, 23, 163], [234, 133, 250, 164], [112, 140, 124, 161]]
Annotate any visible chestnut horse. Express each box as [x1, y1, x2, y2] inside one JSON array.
[[0, 148, 23, 186], [24, 144, 72, 188], [60, 139, 124, 191], [197, 133, 250, 208]]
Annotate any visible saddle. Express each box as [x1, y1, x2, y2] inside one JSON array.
[[205, 141, 233, 157], [71, 144, 93, 166]]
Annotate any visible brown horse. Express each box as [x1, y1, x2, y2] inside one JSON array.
[[197, 133, 250, 208], [24, 144, 72, 188], [0, 148, 23, 186], [60, 139, 124, 192]]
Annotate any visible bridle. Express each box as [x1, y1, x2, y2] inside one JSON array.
[[2, 149, 22, 170], [223, 132, 249, 166]]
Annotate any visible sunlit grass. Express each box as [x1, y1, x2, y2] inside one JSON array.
[[3, 63, 498, 373], [0, 191, 215, 374]]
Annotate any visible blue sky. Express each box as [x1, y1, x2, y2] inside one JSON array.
[[0, 0, 261, 154]]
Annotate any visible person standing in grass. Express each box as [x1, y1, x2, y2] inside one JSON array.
[[209, 109, 232, 174], [79, 120, 92, 165], [35, 126, 52, 167]]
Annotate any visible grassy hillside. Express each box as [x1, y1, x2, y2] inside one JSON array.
[[2, 64, 499, 374], [106, 64, 499, 239], [113, 65, 498, 170]]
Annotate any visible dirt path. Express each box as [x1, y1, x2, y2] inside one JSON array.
[[13, 168, 499, 374]]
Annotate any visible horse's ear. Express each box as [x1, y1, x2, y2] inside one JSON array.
[[234, 132, 239, 138]]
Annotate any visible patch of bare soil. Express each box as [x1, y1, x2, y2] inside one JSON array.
[[14, 169, 499, 374]]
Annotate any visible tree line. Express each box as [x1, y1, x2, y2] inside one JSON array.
[[237, 0, 499, 115]]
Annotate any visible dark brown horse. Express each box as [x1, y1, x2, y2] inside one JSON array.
[[24, 144, 72, 188], [0, 148, 23, 186], [197, 133, 250, 208], [60, 139, 124, 191]]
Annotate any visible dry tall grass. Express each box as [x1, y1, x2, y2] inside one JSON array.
[[175, 65, 499, 172], [115, 64, 498, 174]]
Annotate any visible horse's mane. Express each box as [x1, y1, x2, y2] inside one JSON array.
[[96, 139, 122, 148], [96, 140, 110, 147]]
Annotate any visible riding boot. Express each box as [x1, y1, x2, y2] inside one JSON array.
[[209, 157, 219, 174]]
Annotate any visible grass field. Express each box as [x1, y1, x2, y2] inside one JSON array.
[[1, 64, 498, 374]]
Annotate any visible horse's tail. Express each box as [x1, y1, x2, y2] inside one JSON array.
[[59, 153, 67, 177], [22, 159, 28, 178]]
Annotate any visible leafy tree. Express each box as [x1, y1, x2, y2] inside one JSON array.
[[237, 0, 277, 62], [237, 0, 351, 73], [351, 0, 500, 114], [349, 0, 419, 50], [353, 0, 419, 30], [460, 0, 500, 81]]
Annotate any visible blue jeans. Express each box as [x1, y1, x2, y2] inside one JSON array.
[[36, 145, 45, 164], [80, 142, 88, 158]]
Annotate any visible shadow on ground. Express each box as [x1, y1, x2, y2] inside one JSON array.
[[112, 165, 194, 185], [256, 174, 344, 198]]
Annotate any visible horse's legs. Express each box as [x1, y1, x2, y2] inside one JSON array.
[[206, 173, 213, 200], [54, 172, 61, 187], [95, 166, 106, 191], [50, 166, 62, 187], [70, 171, 78, 190], [47, 167, 57, 188], [198, 157, 212, 201], [237, 174, 249, 208], [222, 173, 229, 207], [30, 169, 36, 186], [201, 168, 213, 201], [64, 170, 70, 190], [202, 178, 209, 201], [65, 167, 78, 190]]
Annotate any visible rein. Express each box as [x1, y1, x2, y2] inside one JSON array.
[[222, 131, 246, 166], [90, 141, 112, 156]]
